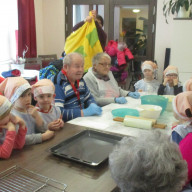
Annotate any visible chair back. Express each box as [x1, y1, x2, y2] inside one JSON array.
[[38, 54, 57, 68], [25, 58, 42, 70]]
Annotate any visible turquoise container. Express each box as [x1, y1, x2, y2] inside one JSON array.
[[141, 95, 168, 114], [111, 108, 140, 118]]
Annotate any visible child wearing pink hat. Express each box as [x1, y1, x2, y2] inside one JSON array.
[[32, 79, 64, 131], [0, 77, 54, 145], [171, 91, 192, 145], [134, 60, 160, 93], [0, 95, 27, 159], [158, 65, 182, 95]]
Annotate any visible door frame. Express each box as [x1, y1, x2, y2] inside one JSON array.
[[65, 0, 157, 60]]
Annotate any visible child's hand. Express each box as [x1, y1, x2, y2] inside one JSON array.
[[173, 78, 178, 86], [163, 77, 168, 86], [0, 122, 16, 131], [27, 105, 39, 119], [138, 89, 142, 92], [48, 119, 64, 131], [10, 114, 26, 130], [42, 130, 54, 141]]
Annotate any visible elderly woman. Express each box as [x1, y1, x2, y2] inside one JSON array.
[[83, 53, 140, 107], [109, 130, 187, 192]]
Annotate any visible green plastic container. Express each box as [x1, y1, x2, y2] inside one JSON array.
[[141, 95, 168, 114], [111, 108, 140, 118]]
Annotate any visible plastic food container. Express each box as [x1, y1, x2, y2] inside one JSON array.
[[136, 105, 162, 120], [141, 95, 168, 114], [163, 95, 175, 112], [111, 108, 140, 118]]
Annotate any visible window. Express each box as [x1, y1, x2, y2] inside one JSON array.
[[0, 0, 18, 65]]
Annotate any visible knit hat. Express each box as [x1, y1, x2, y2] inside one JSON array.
[[141, 61, 157, 72], [164, 65, 178, 76], [0, 77, 31, 103], [172, 91, 192, 123], [31, 79, 55, 97], [0, 95, 12, 117], [183, 78, 192, 92]]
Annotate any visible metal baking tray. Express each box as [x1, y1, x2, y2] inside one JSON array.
[[0, 165, 67, 192], [49, 130, 122, 167]]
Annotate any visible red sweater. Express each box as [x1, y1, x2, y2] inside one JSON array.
[[0, 126, 27, 159]]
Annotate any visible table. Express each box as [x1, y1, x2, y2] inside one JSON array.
[[68, 96, 177, 138], [0, 124, 116, 192]]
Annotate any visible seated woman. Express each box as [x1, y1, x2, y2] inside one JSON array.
[[83, 52, 140, 107], [158, 65, 182, 95], [109, 130, 187, 192]]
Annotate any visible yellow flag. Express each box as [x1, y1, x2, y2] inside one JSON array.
[[64, 12, 103, 72]]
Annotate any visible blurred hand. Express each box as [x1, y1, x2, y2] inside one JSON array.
[[163, 77, 168, 86], [48, 119, 64, 131], [10, 114, 26, 130], [0, 122, 16, 131], [27, 105, 39, 119], [42, 130, 54, 141], [128, 92, 140, 99], [82, 103, 102, 117], [173, 78, 178, 86], [115, 97, 127, 104]]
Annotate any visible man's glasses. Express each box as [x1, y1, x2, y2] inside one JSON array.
[[98, 63, 111, 67]]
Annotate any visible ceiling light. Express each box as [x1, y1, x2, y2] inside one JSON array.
[[132, 9, 140, 13]]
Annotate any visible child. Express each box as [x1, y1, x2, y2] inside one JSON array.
[[0, 95, 27, 159], [171, 91, 192, 145], [32, 79, 64, 131], [183, 78, 192, 92], [0, 77, 54, 145], [158, 65, 182, 95], [134, 60, 160, 93]]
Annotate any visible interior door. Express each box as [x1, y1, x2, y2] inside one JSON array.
[[65, 0, 108, 38], [65, 0, 157, 61]]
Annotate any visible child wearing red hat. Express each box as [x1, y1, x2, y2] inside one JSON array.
[[0, 77, 54, 145], [0, 95, 27, 159], [32, 79, 64, 131]]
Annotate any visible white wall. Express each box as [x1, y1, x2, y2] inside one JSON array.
[[35, 0, 65, 59], [154, 0, 174, 82]]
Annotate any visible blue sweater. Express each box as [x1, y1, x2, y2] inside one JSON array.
[[51, 71, 96, 122]]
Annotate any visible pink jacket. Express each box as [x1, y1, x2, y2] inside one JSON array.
[[179, 133, 192, 184]]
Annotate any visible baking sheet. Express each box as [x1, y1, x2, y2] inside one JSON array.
[[49, 130, 122, 166]]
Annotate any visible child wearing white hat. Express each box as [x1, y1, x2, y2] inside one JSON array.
[[0, 77, 54, 145], [32, 79, 64, 131], [158, 65, 182, 95], [134, 60, 160, 93], [0, 95, 26, 159]]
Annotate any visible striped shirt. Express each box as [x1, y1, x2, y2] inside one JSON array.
[[51, 71, 96, 122]]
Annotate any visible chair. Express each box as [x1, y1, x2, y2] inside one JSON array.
[[38, 54, 57, 68], [25, 58, 42, 70], [128, 60, 143, 91]]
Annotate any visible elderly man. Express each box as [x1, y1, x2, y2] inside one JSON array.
[[51, 52, 102, 122], [83, 52, 140, 107], [109, 131, 188, 192]]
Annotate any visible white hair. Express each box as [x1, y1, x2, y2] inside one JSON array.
[[63, 52, 84, 66], [109, 130, 187, 192], [92, 52, 111, 66]]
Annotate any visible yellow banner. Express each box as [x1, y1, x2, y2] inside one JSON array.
[[64, 13, 103, 71]]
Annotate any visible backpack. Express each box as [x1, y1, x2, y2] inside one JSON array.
[[39, 65, 60, 79], [39, 59, 63, 80]]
